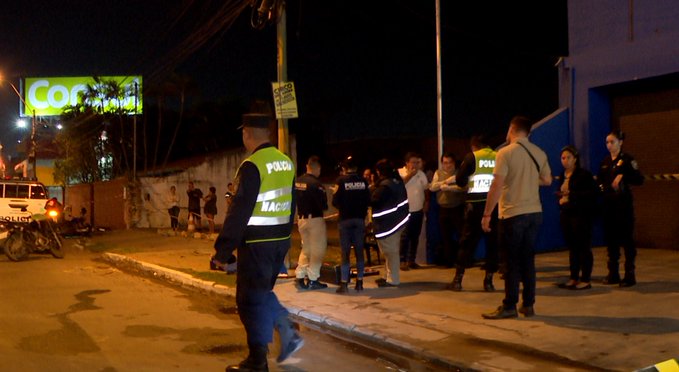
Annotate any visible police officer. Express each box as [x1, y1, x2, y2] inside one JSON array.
[[332, 156, 371, 293], [213, 113, 302, 371], [295, 155, 329, 290], [372, 159, 410, 287], [598, 130, 643, 287], [448, 135, 500, 292]]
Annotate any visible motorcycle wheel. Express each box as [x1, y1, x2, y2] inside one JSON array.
[[48, 228, 65, 259], [4, 231, 29, 261]]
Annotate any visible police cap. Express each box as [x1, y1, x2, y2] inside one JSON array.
[[238, 113, 271, 129]]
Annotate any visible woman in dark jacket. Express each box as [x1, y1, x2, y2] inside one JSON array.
[[557, 146, 598, 290]]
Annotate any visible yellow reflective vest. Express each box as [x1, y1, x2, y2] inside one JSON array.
[[244, 146, 295, 244], [467, 147, 496, 202]]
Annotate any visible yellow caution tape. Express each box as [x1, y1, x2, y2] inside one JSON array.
[[655, 358, 679, 372], [645, 174, 679, 181]]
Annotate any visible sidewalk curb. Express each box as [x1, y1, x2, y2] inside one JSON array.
[[101, 252, 236, 297], [100, 252, 466, 371]]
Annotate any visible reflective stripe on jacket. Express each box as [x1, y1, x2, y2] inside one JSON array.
[[371, 177, 410, 239], [244, 147, 295, 243]]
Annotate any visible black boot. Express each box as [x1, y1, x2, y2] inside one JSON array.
[[354, 279, 364, 291], [296, 278, 309, 290], [483, 272, 495, 292], [446, 268, 464, 291], [620, 272, 636, 287], [336, 281, 349, 294], [603, 272, 621, 285], [226, 344, 268, 371]]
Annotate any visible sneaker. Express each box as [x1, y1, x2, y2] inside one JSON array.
[[307, 280, 328, 290], [482, 305, 518, 319], [277, 332, 304, 363], [400, 262, 410, 271], [408, 262, 422, 269]]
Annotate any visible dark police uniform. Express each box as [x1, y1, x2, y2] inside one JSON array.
[[598, 151, 643, 286], [213, 141, 297, 371], [332, 170, 370, 285], [451, 147, 500, 291]]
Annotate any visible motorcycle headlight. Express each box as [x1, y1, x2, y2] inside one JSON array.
[[48, 210, 59, 218]]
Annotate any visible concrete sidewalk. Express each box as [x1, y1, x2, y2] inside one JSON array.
[[97, 229, 679, 371]]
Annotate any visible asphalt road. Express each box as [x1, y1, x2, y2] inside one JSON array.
[[0, 239, 448, 372]]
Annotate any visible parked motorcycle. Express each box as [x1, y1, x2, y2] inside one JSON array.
[[2, 208, 65, 261]]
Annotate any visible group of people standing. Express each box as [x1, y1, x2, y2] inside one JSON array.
[[292, 116, 644, 323], [206, 112, 644, 371], [165, 181, 235, 234], [556, 130, 643, 292]]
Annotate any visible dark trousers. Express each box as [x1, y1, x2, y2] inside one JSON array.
[[339, 218, 366, 282], [400, 210, 423, 263], [560, 210, 593, 282], [498, 213, 542, 309], [456, 202, 499, 273], [602, 199, 636, 277], [437, 205, 464, 267], [236, 239, 290, 346], [168, 206, 180, 230]]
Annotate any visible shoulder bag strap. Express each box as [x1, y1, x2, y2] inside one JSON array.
[[516, 142, 540, 173]]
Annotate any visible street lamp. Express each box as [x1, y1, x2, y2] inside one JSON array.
[[0, 76, 37, 180]]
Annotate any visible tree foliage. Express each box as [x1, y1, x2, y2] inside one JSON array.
[[55, 77, 136, 185]]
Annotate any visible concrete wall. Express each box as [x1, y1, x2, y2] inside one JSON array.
[[137, 142, 301, 230], [137, 148, 248, 230]]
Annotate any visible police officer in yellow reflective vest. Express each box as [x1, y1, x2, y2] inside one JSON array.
[[448, 135, 500, 292], [213, 113, 303, 372]]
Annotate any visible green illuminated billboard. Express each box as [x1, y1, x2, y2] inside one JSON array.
[[23, 76, 142, 117]]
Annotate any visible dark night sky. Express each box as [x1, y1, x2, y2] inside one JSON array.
[[0, 0, 567, 160]]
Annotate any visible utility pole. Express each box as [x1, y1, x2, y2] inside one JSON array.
[[435, 0, 443, 167], [276, 4, 289, 156], [133, 82, 138, 180]]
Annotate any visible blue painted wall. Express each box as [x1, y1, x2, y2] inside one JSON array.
[[560, 0, 679, 171], [529, 108, 570, 252]]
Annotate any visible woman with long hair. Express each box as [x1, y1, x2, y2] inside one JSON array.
[[556, 146, 598, 290]]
